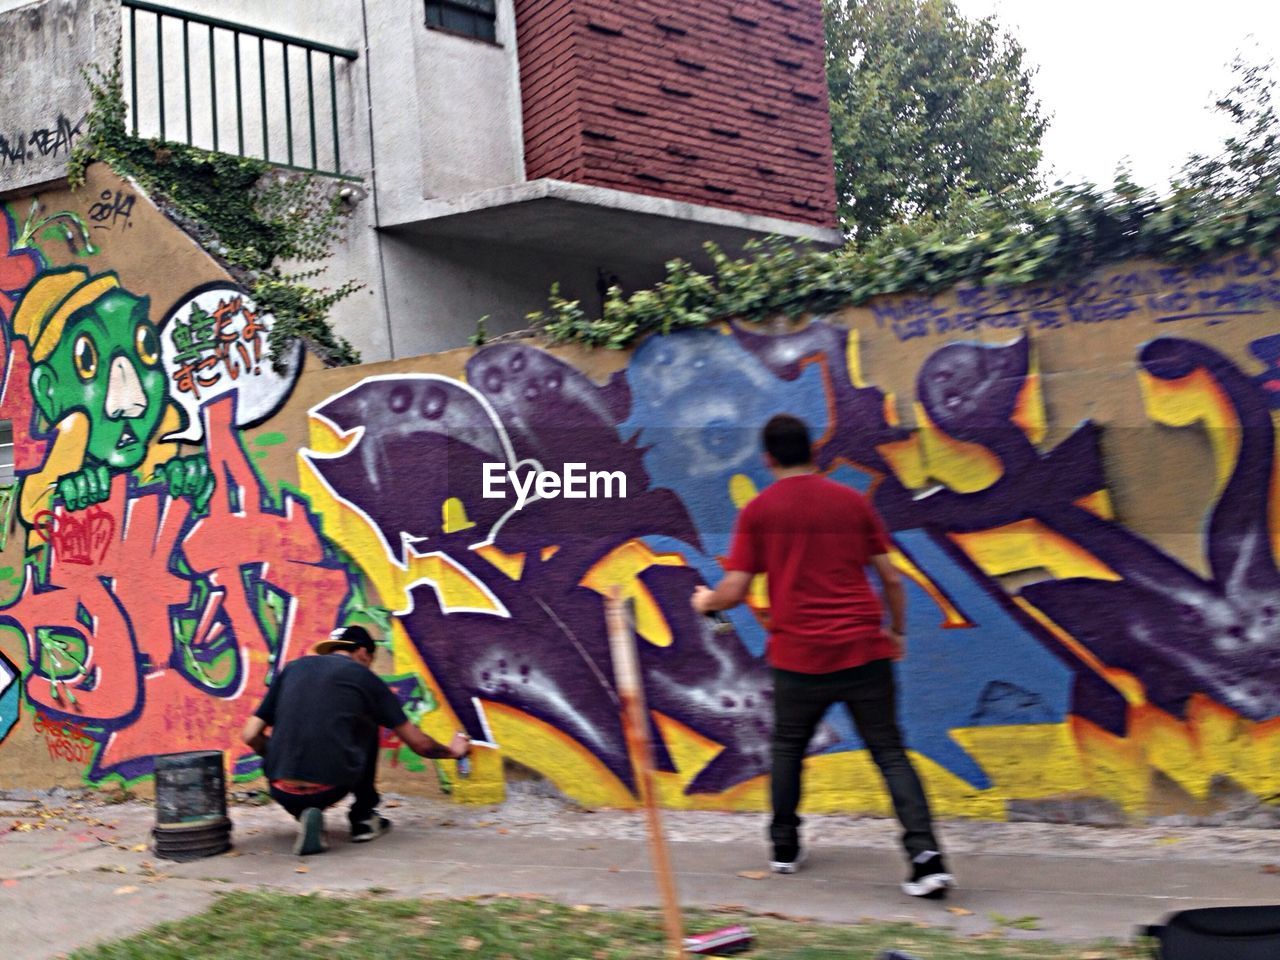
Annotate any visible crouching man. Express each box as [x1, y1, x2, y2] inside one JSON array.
[[241, 625, 470, 855]]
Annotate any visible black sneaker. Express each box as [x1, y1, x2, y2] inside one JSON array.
[[293, 807, 328, 856], [902, 851, 955, 898], [769, 843, 807, 874], [351, 814, 392, 843]]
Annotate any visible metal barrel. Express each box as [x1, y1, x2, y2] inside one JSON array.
[[152, 750, 232, 861]]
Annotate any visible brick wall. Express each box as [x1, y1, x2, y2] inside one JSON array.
[[513, 0, 837, 228]]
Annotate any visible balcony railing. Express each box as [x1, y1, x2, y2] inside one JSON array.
[[122, 0, 360, 177]]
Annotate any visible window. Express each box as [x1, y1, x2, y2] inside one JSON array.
[[425, 0, 497, 43]]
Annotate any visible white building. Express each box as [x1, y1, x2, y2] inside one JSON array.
[[0, 0, 840, 362]]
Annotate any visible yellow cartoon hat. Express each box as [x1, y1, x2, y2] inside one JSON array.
[[11, 267, 121, 362]]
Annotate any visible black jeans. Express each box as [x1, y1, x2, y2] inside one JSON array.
[[267, 738, 380, 827], [771, 658, 940, 860]]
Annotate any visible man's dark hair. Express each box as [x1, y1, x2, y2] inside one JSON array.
[[762, 414, 813, 467]]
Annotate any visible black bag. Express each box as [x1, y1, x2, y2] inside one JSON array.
[[1144, 905, 1280, 959]]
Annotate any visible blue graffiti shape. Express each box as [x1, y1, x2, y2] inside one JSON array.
[[622, 327, 833, 546], [835, 530, 1074, 789], [1022, 338, 1280, 723], [0, 651, 18, 741], [1250, 335, 1280, 409]]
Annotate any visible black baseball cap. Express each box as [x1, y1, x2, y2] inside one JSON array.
[[313, 624, 377, 655]]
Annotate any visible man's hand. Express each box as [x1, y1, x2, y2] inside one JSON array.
[[241, 716, 270, 756], [691, 585, 715, 615], [447, 732, 471, 760], [884, 628, 905, 662], [395, 720, 473, 760]]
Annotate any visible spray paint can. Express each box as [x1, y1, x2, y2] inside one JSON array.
[[705, 611, 734, 634], [456, 754, 471, 778]]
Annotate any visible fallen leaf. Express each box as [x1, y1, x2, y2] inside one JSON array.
[[114, 885, 139, 895], [1155, 836, 1183, 846], [736, 870, 768, 881], [497, 828, 509, 835], [607, 866, 620, 873], [458, 936, 482, 951], [1262, 864, 1279, 875], [130, 844, 147, 853], [947, 907, 973, 916], [224, 851, 242, 858], [295, 866, 310, 874], [2, 879, 18, 888], [572, 904, 592, 913], [385, 800, 401, 808]]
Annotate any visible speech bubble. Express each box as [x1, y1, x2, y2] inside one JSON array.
[[159, 283, 303, 442]]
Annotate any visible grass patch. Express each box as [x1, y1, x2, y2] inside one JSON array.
[[69, 891, 1146, 959]]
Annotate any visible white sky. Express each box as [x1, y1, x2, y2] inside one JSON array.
[[951, 0, 1280, 190]]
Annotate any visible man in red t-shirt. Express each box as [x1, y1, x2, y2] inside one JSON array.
[[691, 414, 954, 898]]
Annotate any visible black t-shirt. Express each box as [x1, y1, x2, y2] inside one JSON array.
[[254, 654, 408, 786]]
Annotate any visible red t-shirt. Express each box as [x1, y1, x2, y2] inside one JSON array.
[[725, 474, 897, 674]]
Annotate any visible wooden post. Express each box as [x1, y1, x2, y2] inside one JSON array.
[[606, 587, 685, 959]]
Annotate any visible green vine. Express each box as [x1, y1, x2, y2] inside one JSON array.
[[69, 52, 361, 369], [526, 173, 1280, 350]]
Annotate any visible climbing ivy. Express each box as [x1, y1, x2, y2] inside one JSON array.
[[527, 172, 1280, 350], [68, 54, 361, 368]]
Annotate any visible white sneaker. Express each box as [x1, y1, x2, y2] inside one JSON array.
[[902, 851, 955, 898], [770, 846, 808, 874]]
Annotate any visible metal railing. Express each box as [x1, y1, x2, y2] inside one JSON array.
[[122, 0, 360, 177]]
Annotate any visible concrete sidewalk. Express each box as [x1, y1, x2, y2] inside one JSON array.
[[3, 792, 1279, 959]]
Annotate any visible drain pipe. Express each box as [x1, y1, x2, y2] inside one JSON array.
[[359, 0, 397, 360]]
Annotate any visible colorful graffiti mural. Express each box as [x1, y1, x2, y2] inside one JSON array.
[[297, 262, 1280, 816], [2, 164, 1279, 820], [0, 172, 356, 788]]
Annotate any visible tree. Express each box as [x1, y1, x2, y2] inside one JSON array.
[[1179, 54, 1279, 198], [825, 0, 1049, 241]]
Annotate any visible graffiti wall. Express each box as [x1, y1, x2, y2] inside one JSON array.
[[2, 163, 1278, 821]]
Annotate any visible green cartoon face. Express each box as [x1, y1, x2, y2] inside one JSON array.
[[31, 290, 168, 471]]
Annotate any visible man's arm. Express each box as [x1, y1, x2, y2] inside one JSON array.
[[691, 570, 753, 614], [393, 721, 471, 760], [870, 553, 906, 659], [241, 716, 270, 757]]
